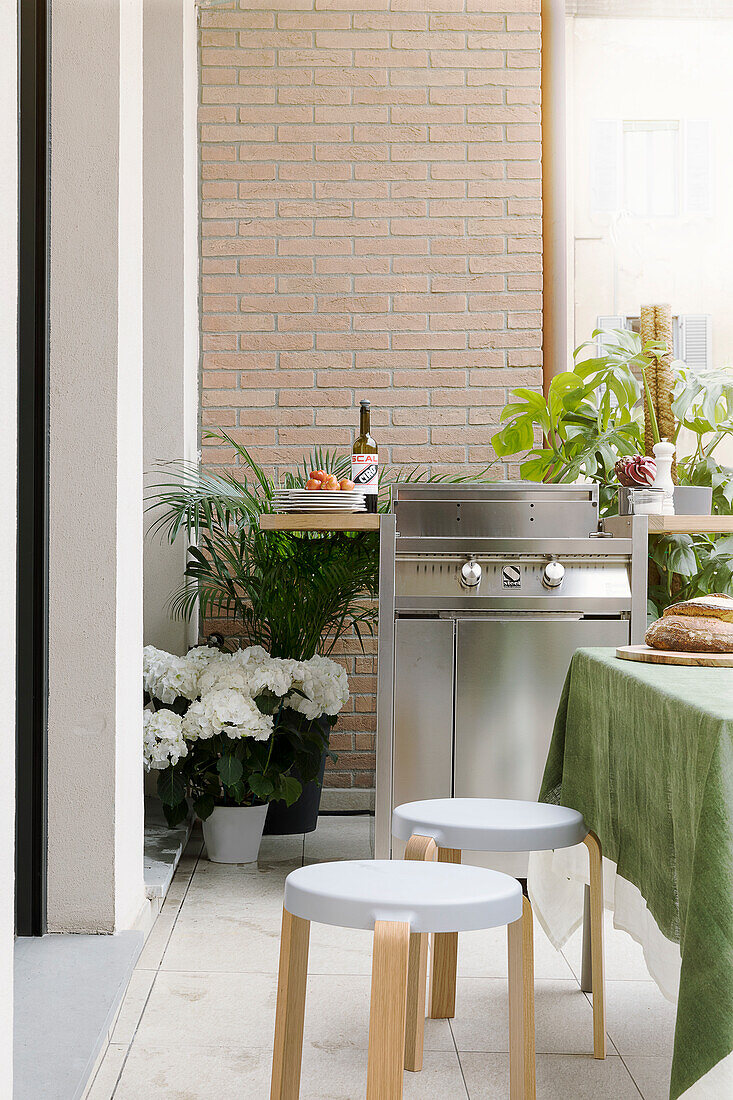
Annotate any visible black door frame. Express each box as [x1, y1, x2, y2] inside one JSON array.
[[16, 0, 49, 937]]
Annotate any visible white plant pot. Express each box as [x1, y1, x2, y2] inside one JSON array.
[[202, 803, 268, 864]]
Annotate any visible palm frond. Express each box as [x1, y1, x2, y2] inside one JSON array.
[[148, 431, 494, 657]]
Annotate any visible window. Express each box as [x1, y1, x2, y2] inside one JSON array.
[[623, 121, 678, 217], [590, 119, 710, 218], [595, 314, 712, 369]]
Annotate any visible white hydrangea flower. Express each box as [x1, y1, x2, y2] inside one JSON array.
[[184, 645, 221, 670], [197, 649, 298, 701], [247, 657, 299, 699], [286, 654, 349, 721], [143, 645, 200, 704], [183, 688, 273, 742], [143, 709, 188, 771]]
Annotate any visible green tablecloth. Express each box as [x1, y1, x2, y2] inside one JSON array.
[[539, 648, 733, 1100]]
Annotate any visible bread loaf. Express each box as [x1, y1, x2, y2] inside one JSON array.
[[662, 593, 733, 622], [645, 614, 733, 653]]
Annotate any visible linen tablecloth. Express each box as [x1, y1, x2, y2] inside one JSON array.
[[530, 647, 733, 1100]]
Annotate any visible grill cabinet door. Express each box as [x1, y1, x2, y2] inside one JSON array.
[[454, 617, 628, 874], [392, 617, 454, 852]]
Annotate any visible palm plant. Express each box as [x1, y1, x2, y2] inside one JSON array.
[[148, 431, 491, 658]]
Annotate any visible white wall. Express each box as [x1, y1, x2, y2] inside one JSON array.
[[47, 0, 146, 933], [0, 0, 17, 1086], [142, 0, 200, 655]]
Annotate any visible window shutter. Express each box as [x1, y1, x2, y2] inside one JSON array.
[[684, 121, 712, 215], [679, 315, 712, 370], [596, 315, 625, 354], [590, 121, 621, 214]]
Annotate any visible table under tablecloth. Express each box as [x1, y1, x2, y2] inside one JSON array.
[[527, 647, 733, 1100]]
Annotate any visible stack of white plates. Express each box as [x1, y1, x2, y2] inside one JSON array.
[[271, 488, 367, 514]]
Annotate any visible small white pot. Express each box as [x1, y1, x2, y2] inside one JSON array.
[[202, 803, 268, 864]]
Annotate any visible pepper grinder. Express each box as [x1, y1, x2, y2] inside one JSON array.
[[652, 441, 676, 515]]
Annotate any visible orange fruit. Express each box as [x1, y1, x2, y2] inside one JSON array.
[[305, 478, 322, 491], [310, 470, 327, 483], [322, 474, 340, 490], [339, 479, 355, 491]]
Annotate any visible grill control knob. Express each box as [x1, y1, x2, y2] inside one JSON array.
[[461, 560, 482, 588], [542, 560, 565, 589]]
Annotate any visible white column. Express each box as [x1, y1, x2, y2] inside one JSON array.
[[47, 0, 146, 932], [0, 0, 17, 1085], [143, 0, 200, 655]]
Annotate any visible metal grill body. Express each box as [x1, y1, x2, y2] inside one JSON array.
[[375, 483, 648, 874]]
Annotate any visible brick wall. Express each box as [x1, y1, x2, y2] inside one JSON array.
[[198, 0, 542, 799]]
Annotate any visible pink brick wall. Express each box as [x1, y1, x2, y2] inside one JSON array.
[[198, 0, 542, 796]]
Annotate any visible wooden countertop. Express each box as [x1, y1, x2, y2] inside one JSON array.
[[646, 515, 733, 535], [259, 513, 381, 532], [258, 513, 732, 535]]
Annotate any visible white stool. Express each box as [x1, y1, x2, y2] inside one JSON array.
[[270, 858, 533, 1100], [392, 798, 606, 1070]]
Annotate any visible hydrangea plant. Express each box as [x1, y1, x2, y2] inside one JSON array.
[[143, 644, 349, 826]]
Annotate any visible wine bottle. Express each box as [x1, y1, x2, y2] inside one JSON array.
[[351, 399, 379, 513]]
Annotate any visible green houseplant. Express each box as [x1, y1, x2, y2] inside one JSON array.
[[147, 432, 488, 832], [491, 329, 733, 617]]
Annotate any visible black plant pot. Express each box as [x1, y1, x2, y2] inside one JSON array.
[[264, 749, 327, 835]]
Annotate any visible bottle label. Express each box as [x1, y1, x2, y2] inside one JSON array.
[[351, 453, 379, 495]]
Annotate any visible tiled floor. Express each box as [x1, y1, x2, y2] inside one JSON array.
[[87, 815, 676, 1099]]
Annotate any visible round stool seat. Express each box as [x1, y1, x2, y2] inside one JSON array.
[[392, 797, 588, 853], [283, 859, 522, 934]]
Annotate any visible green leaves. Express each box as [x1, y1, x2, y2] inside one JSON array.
[[274, 775, 302, 807], [217, 753, 244, 788], [193, 793, 215, 822], [248, 772, 275, 801], [157, 768, 186, 808]]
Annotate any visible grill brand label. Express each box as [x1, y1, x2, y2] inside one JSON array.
[[502, 565, 521, 588]]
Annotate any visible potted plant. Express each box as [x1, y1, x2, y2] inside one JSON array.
[[143, 644, 348, 861], [147, 433, 489, 832], [490, 328, 733, 617]]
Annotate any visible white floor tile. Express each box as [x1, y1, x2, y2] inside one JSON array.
[[603, 980, 677, 1057], [110, 969, 156, 1045], [458, 920, 576, 981], [562, 911, 653, 982], [451, 978, 609, 1056], [114, 1043, 466, 1100], [623, 1054, 673, 1100], [133, 970, 278, 1051], [460, 1052, 642, 1099], [83, 1043, 127, 1100], [304, 814, 373, 863]]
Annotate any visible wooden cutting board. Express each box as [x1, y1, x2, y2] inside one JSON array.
[[616, 644, 733, 667]]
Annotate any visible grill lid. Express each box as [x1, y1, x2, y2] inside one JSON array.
[[392, 483, 600, 540]]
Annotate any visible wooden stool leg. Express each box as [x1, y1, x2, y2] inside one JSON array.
[[367, 920, 410, 1100], [521, 896, 537, 1099], [271, 908, 311, 1100], [403, 835, 437, 1072], [428, 847, 461, 1019], [583, 831, 606, 1059], [508, 908, 535, 1100]]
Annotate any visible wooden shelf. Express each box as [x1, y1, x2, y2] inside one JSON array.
[[259, 513, 381, 532], [647, 515, 733, 535]]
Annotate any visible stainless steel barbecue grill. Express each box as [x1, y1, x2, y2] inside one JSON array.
[[375, 483, 648, 874]]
